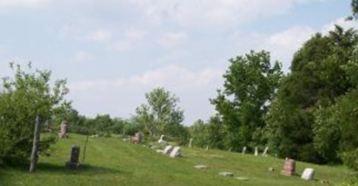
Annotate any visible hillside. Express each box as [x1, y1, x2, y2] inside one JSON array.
[[0, 134, 353, 186]]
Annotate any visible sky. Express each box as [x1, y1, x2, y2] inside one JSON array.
[[0, 0, 357, 124]]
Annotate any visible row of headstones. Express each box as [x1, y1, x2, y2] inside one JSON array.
[[188, 138, 269, 156]]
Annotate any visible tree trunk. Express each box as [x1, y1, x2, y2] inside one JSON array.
[[29, 115, 41, 173]]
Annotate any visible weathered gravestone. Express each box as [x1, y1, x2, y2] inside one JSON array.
[[58, 120, 68, 139], [194, 165, 207, 169], [262, 146, 269, 156], [66, 145, 80, 169], [242, 146, 247, 154], [163, 145, 174, 155], [254, 147, 258, 156], [301, 168, 315, 181], [130, 132, 142, 144], [169, 146, 181, 158], [281, 158, 296, 176], [188, 138, 193, 148]]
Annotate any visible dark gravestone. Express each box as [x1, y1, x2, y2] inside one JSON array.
[[66, 145, 80, 169]]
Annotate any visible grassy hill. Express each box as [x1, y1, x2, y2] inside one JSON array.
[[0, 134, 353, 186]]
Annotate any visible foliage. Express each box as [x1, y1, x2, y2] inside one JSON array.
[[134, 87, 185, 139], [0, 63, 68, 164], [211, 50, 282, 151], [266, 26, 358, 164]]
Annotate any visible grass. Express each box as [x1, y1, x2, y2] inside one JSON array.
[[0, 134, 353, 186]]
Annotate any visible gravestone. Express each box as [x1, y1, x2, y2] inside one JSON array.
[[188, 138, 193, 148], [66, 145, 80, 169], [158, 135, 167, 145], [205, 145, 209, 151], [131, 132, 142, 144], [219, 172, 234, 177], [254, 147, 258, 156], [169, 146, 181, 158], [262, 146, 269, 156], [301, 168, 315, 181], [281, 158, 296, 176], [194, 165, 207, 169], [58, 120, 68, 138], [242, 146, 247, 154], [163, 145, 174, 155]]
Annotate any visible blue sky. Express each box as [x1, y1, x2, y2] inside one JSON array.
[[0, 0, 357, 124]]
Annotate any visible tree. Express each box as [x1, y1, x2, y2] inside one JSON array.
[[135, 88, 184, 138], [0, 63, 68, 164], [266, 26, 358, 163], [211, 50, 282, 151], [348, 0, 358, 20]]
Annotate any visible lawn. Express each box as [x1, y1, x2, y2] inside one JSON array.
[[0, 134, 353, 186]]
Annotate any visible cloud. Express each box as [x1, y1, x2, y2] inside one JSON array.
[[111, 29, 146, 52], [68, 65, 224, 123], [73, 51, 94, 63], [158, 32, 188, 48], [85, 29, 112, 42], [0, 0, 51, 8], [129, 0, 324, 27]]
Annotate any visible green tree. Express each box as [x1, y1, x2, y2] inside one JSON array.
[[211, 50, 282, 151], [135, 88, 184, 138], [0, 63, 68, 164], [348, 0, 358, 20], [266, 26, 357, 163]]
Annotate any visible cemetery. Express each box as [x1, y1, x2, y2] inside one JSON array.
[[0, 133, 352, 186], [0, 1, 357, 186]]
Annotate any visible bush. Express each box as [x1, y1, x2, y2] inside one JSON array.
[[0, 63, 68, 164]]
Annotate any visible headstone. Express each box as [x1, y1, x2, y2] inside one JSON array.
[[58, 120, 68, 138], [242, 146, 247, 154], [66, 145, 80, 169], [163, 145, 174, 155], [205, 145, 209, 151], [169, 146, 181, 158], [301, 168, 315, 181], [235, 177, 249, 181], [131, 132, 142, 144], [268, 167, 275, 172], [188, 138, 193, 148], [194, 165, 207, 169], [262, 146, 269, 156], [254, 147, 258, 156], [158, 135, 167, 145], [281, 158, 296, 176], [228, 147, 232, 152], [219, 171, 234, 177]]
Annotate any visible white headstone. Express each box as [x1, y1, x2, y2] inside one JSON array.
[[301, 168, 315, 181], [205, 145, 209, 151], [219, 172, 234, 177], [169, 146, 181, 158], [254, 147, 258, 156], [242, 146, 247, 154], [194, 165, 207, 169], [262, 146, 269, 156], [188, 138, 193, 148], [163, 145, 174, 155]]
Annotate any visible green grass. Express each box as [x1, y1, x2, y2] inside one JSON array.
[[0, 134, 353, 186]]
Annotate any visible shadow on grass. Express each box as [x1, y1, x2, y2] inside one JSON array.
[[36, 162, 122, 175], [0, 162, 123, 176]]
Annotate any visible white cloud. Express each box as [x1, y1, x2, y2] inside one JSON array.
[[85, 29, 112, 42], [73, 51, 94, 63], [68, 65, 224, 123], [112, 29, 146, 52], [129, 0, 323, 27], [322, 17, 358, 33], [0, 0, 51, 8], [158, 32, 188, 48]]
